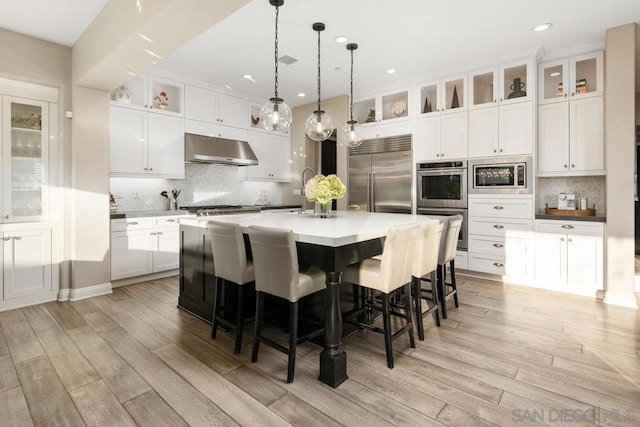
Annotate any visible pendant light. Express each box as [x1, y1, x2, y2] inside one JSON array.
[[339, 43, 364, 147], [304, 22, 333, 142], [260, 0, 292, 134]]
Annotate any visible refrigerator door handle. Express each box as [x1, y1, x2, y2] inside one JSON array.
[[366, 172, 372, 212], [370, 171, 376, 212]]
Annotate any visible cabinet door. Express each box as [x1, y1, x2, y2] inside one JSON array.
[[185, 85, 216, 122], [499, 59, 532, 104], [218, 94, 248, 128], [148, 76, 184, 117], [566, 235, 603, 291], [569, 97, 603, 172], [147, 113, 185, 178], [110, 106, 147, 174], [469, 68, 498, 110], [440, 111, 468, 159], [110, 230, 152, 280], [269, 134, 291, 181], [569, 52, 603, 99], [538, 59, 568, 104], [499, 101, 532, 156], [534, 232, 567, 286], [3, 229, 52, 300], [414, 116, 441, 161], [246, 131, 272, 179], [468, 107, 498, 157], [538, 102, 569, 173], [152, 228, 180, 272], [417, 81, 441, 117]]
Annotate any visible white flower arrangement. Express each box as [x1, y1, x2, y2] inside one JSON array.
[[304, 174, 346, 205]]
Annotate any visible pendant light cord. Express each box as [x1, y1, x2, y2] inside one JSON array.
[[316, 28, 321, 116], [273, 4, 280, 99], [349, 48, 354, 122]]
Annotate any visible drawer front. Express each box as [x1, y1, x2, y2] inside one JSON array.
[[454, 251, 468, 270], [469, 218, 533, 238], [535, 220, 603, 237], [469, 198, 533, 219], [111, 218, 154, 232], [468, 235, 531, 258], [468, 253, 532, 277], [155, 217, 181, 228]]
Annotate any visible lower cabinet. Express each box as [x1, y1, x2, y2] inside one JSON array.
[[2, 228, 53, 300], [110, 217, 180, 281], [534, 220, 603, 296]]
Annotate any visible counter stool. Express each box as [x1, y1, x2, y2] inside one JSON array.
[[343, 223, 419, 369], [207, 221, 255, 354], [248, 225, 326, 383], [437, 215, 463, 319], [412, 220, 444, 340]]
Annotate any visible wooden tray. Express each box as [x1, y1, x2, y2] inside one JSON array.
[[545, 207, 596, 216]]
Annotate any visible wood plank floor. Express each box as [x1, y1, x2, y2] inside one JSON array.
[[0, 275, 638, 426]]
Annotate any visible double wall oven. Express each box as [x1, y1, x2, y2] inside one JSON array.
[[416, 160, 468, 250]]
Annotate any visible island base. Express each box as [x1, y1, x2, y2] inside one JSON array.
[[319, 350, 348, 388]]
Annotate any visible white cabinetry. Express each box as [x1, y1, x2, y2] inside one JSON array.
[[110, 106, 185, 178], [185, 85, 248, 128], [185, 119, 248, 142], [534, 220, 603, 296], [112, 74, 184, 117], [2, 228, 52, 300], [468, 59, 534, 158], [353, 88, 410, 125], [467, 196, 534, 281], [245, 130, 291, 181], [538, 52, 604, 176], [415, 113, 467, 161], [110, 217, 181, 281]]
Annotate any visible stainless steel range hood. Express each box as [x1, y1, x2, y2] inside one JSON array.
[[184, 133, 258, 166]]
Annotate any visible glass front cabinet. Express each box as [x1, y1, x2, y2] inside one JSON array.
[[2, 96, 51, 222], [353, 88, 410, 125], [538, 51, 603, 105]]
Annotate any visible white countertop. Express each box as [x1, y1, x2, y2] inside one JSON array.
[[180, 211, 439, 247]]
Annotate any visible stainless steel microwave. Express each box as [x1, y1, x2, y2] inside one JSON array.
[[468, 156, 532, 194]]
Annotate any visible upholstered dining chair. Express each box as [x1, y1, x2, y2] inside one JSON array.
[[343, 223, 419, 369], [437, 215, 463, 319], [207, 220, 255, 354], [412, 220, 445, 340], [247, 225, 326, 383]]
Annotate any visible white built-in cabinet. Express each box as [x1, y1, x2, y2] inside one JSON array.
[[2, 228, 52, 300], [353, 88, 410, 125], [537, 51, 604, 175], [113, 74, 185, 117], [468, 59, 534, 157], [185, 85, 248, 129], [110, 216, 181, 281], [534, 220, 603, 296], [245, 130, 291, 181]]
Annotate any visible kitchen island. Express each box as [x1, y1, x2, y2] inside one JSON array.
[[178, 211, 438, 387]]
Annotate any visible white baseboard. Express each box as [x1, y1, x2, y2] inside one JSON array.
[[110, 270, 178, 288], [58, 282, 112, 302], [0, 291, 59, 312], [603, 291, 639, 308]]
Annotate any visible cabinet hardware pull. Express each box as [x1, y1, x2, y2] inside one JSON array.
[[564, 164, 568, 168], [4, 215, 8, 219], [499, 149, 503, 152], [144, 168, 148, 171], [493, 99, 497, 103], [149, 168, 153, 171], [129, 221, 139, 225], [493, 243, 504, 248], [500, 98, 503, 102], [493, 206, 504, 210], [560, 237, 565, 241], [571, 164, 575, 168], [436, 154, 439, 157], [2, 237, 11, 241], [493, 224, 504, 229], [167, 219, 176, 222], [561, 225, 574, 229], [493, 262, 504, 267], [493, 149, 497, 153], [568, 238, 572, 242], [564, 94, 567, 98], [12, 236, 21, 241], [157, 232, 163, 235], [441, 153, 445, 157], [571, 92, 575, 96]]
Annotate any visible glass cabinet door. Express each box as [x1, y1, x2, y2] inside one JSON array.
[[538, 59, 568, 104], [442, 75, 466, 112], [570, 52, 603, 99], [418, 81, 441, 116], [469, 68, 498, 109], [2, 96, 49, 222], [499, 59, 532, 103]]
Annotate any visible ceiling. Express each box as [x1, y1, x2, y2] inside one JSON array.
[[0, 0, 638, 105]]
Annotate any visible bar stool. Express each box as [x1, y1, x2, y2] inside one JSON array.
[[207, 220, 255, 354], [248, 225, 326, 383], [412, 220, 444, 341], [437, 215, 463, 319], [343, 223, 419, 369]]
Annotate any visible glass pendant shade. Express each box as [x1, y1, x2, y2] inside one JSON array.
[[305, 110, 333, 142], [339, 120, 364, 147], [261, 97, 292, 133]]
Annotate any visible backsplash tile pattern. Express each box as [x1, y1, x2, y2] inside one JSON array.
[[536, 176, 606, 214], [110, 164, 283, 211]]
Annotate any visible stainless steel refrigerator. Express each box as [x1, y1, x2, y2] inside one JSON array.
[[348, 134, 412, 213]]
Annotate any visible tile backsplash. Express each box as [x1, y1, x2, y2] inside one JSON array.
[[536, 175, 606, 214], [110, 164, 283, 211]]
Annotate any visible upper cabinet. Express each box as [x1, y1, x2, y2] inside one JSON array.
[[185, 85, 248, 129], [111, 74, 184, 117], [353, 88, 410, 125], [417, 74, 468, 118], [538, 51, 603, 104], [468, 59, 533, 110]]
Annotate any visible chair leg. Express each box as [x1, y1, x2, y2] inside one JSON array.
[[403, 283, 415, 349], [211, 277, 222, 339], [437, 265, 447, 319], [382, 293, 394, 369], [413, 276, 425, 341], [234, 285, 244, 354], [450, 260, 459, 308], [430, 271, 441, 327], [287, 301, 299, 383], [251, 292, 264, 363]]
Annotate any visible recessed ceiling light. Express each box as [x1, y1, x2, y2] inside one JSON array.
[[334, 36, 348, 44], [224, 85, 233, 90], [143, 48, 163, 59], [549, 71, 561, 77], [242, 74, 253, 80], [386, 68, 396, 74], [297, 93, 306, 97], [533, 23, 553, 32], [138, 33, 155, 43]]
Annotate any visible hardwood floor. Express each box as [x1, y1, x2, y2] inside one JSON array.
[[0, 276, 638, 426]]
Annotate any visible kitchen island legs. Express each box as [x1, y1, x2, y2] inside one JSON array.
[[318, 271, 348, 388]]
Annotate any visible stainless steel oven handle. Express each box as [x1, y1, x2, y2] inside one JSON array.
[[418, 168, 466, 175]]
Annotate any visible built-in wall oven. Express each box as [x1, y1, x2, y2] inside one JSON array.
[[416, 160, 468, 250], [468, 156, 532, 194]]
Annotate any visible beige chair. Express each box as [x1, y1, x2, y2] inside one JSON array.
[[248, 225, 326, 383], [343, 223, 419, 369], [412, 220, 444, 340], [207, 220, 255, 354], [437, 215, 463, 319]]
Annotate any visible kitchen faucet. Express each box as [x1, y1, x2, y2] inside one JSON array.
[[301, 167, 315, 196]]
